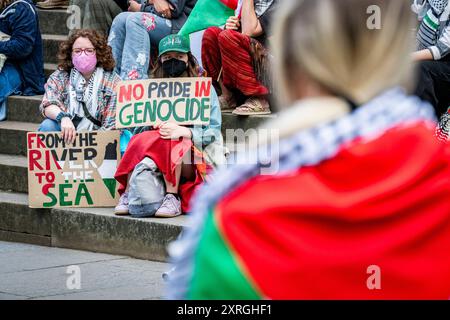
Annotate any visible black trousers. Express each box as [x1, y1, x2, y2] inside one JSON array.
[[114, 0, 130, 11], [415, 56, 450, 117]]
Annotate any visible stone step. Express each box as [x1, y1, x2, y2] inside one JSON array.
[[42, 34, 68, 65], [0, 154, 28, 193], [0, 121, 39, 156], [45, 63, 58, 79], [6, 94, 274, 131], [0, 191, 185, 261], [0, 191, 51, 247], [7, 95, 43, 124], [38, 8, 70, 36], [221, 113, 275, 137]]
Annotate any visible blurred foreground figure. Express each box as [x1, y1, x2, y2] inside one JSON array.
[[168, 0, 450, 299]]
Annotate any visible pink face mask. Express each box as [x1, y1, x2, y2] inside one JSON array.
[[72, 52, 97, 74]]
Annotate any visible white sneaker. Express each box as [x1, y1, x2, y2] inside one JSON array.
[[155, 194, 182, 218], [114, 192, 129, 215]]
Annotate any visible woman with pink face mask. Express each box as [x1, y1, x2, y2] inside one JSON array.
[[39, 29, 121, 144]]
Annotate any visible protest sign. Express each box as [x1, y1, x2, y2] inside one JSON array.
[[27, 131, 121, 208], [115, 77, 212, 128]]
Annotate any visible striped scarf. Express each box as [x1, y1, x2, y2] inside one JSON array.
[[417, 0, 450, 50]]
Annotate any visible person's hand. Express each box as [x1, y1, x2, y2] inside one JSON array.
[[128, 0, 142, 12], [225, 16, 240, 30], [157, 122, 192, 140], [61, 117, 76, 144], [154, 0, 174, 19]]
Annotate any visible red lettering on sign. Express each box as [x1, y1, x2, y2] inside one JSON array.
[[195, 81, 211, 97], [119, 84, 132, 103], [133, 84, 144, 100], [29, 150, 43, 171], [28, 133, 45, 149]]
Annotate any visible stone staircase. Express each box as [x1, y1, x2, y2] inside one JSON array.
[[0, 5, 273, 261]]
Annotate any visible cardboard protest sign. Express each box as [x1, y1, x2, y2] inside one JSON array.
[[27, 131, 121, 208], [115, 77, 212, 128]]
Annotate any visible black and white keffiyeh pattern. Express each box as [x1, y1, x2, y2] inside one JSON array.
[[429, 0, 449, 13], [437, 109, 450, 141], [165, 88, 437, 299], [68, 67, 103, 131], [254, 0, 275, 17]]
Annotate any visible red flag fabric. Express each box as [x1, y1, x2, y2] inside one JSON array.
[[220, 0, 239, 10], [216, 123, 450, 299]]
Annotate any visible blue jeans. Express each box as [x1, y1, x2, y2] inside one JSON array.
[[0, 63, 22, 121], [39, 118, 61, 132], [108, 12, 172, 80]]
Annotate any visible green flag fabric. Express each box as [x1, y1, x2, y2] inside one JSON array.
[[178, 0, 235, 36]]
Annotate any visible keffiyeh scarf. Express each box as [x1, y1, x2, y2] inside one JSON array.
[[68, 67, 103, 131], [254, 0, 275, 17]]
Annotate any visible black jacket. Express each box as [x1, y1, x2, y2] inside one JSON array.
[[141, 0, 197, 34]]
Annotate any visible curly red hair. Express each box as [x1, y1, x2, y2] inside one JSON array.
[[57, 29, 115, 73]]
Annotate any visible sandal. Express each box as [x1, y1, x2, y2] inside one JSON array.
[[232, 97, 271, 116], [218, 95, 237, 113]]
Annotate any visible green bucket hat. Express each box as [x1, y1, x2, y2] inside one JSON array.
[[158, 34, 191, 57]]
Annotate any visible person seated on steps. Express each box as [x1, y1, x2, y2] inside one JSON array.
[[114, 34, 226, 218], [108, 0, 197, 81], [67, 0, 129, 36], [413, 0, 450, 119], [201, 0, 278, 116], [38, 29, 120, 144], [0, 0, 45, 121]]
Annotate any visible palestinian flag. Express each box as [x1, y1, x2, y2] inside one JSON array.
[[174, 122, 450, 299], [97, 140, 118, 199], [168, 90, 450, 299], [178, 0, 240, 36]]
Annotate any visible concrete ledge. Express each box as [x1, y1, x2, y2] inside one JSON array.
[[7, 96, 43, 124], [221, 113, 275, 137], [0, 192, 51, 236], [0, 191, 186, 262], [0, 154, 28, 193], [42, 34, 68, 65], [44, 63, 58, 79], [7, 96, 275, 130], [38, 8, 70, 36], [0, 121, 39, 156], [0, 230, 51, 247], [52, 208, 185, 262]]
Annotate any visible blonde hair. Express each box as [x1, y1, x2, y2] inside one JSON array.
[[272, 0, 416, 107]]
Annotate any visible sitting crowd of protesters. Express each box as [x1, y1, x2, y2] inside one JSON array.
[[29, 0, 277, 218]]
